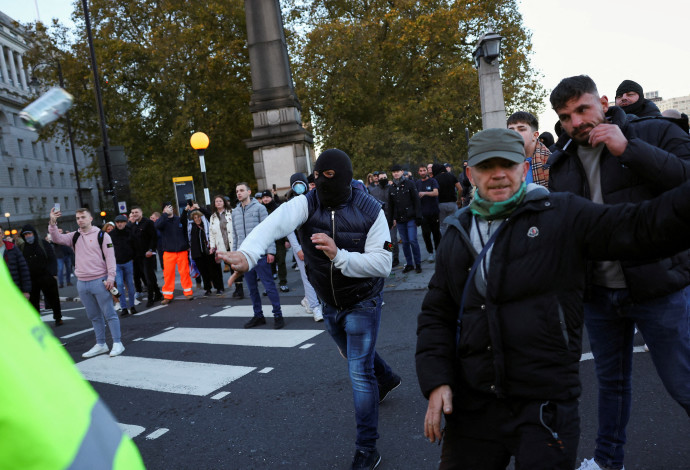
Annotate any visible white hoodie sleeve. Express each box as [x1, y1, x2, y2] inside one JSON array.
[[239, 196, 309, 270], [332, 210, 392, 278]]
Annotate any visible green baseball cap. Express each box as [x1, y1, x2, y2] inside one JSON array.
[[467, 128, 525, 166]]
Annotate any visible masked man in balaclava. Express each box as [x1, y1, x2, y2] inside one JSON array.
[[217, 149, 401, 470]]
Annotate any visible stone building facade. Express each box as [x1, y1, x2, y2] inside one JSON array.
[[0, 11, 100, 233]]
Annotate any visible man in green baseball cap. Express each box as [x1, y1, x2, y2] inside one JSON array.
[[416, 127, 690, 469]]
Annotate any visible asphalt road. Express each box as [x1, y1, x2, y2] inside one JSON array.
[[46, 249, 689, 469]]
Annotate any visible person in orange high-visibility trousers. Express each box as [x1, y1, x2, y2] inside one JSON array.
[[0, 260, 145, 469], [154, 202, 194, 304]]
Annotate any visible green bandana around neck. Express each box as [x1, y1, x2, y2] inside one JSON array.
[[470, 182, 527, 220]]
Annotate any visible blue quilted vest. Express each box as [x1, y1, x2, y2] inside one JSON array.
[[299, 184, 385, 309]]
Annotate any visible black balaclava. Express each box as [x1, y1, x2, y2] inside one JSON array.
[[616, 79, 646, 116], [378, 175, 388, 188], [313, 149, 353, 208], [431, 163, 446, 177]]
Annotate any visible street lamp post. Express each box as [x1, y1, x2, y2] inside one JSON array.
[[190, 132, 211, 207], [29, 61, 85, 208], [473, 25, 506, 129], [4, 212, 11, 232]]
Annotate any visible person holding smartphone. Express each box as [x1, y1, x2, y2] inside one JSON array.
[[154, 202, 194, 303]]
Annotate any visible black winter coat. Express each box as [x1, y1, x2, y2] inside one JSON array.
[[19, 224, 57, 277], [547, 105, 690, 301], [388, 179, 422, 223], [110, 226, 136, 264], [416, 184, 690, 412], [129, 217, 158, 256], [4, 242, 31, 293]]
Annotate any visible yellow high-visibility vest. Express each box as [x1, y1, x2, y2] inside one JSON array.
[[0, 261, 145, 469]]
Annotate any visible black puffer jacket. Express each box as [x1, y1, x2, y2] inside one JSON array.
[[547, 105, 690, 301], [416, 183, 690, 412], [109, 226, 136, 264], [388, 178, 422, 223]]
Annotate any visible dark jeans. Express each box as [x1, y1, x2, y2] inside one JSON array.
[[274, 240, 288, 285], [194, 254, 223, 292], [29, 272, 62, 321], [133, 255, 161, 299], [420, 213, 441, 254], [57, 256, 72, 286], [245, 256, 282, 318], [585, 285, 690, 470], [132, 255, 148, 293], [397, 219, 421, 266], [322, 293, 396, 450], [440, 398, 579, 470]]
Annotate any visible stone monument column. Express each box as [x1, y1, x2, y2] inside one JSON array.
[[244, 0, 314, 192]]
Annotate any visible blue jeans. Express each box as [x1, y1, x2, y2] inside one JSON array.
[[244, 256, 282, 318], [585, 285, 690, 470], [77, 276, 121, 344], [322, 293, 395, 450], [57, 256, 72, 286], [115, 260, 136, 309], [397, 219, 421, 266]]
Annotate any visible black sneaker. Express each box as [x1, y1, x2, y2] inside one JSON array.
[[392, 259, 400, 268], [55, 319, 64, 326], [244, 316, 266, 328], [146, 299, 155, 308], [402, 265, 414, 273], [120, 308, 130, 317], [130, 306, 137, 314], [379, 374, 402, 403], [216, 290, 224, 296], [274, 316, 285, 329], [232, 289, 244, 299], [415, 264, 422, 273], [204, 290, 212, 297], [279, 285, 290, 292], [351, 449, 381, 470]]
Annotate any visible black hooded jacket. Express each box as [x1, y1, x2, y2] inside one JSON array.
[[19, 224, 57, 277], [109, 225, 136, 264], [433, 164, 459, 203], [547, 105, 690, 301]]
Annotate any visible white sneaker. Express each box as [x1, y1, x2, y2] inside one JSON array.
[[428, 253, 435, 262], [301, 297, 313, 314], [576, 458, 622, 470], [109, 342, 125, 357], [313, 305, 324, 322], [114, 302, 121, 311], [82, 343, 109, 358]]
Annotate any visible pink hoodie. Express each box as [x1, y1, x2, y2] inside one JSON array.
[[48, 224, 116, 282]]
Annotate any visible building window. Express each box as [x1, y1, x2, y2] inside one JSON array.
[[8, 168, 14, 185], [32, 142, 38, 159], [17, 139, 24, 157], [42, 143, 48, 161], [28, 197, 35, 212], [55, 146, 60, 161], [36, 169, 42, 185], [49, 171, 55, 186], [23, 169, 29, 186], [0, 134, 5, 154], [41, 197, 47, 210], [64, 197, 69, 209], [0, 198, 3, 212], [13, 198, 19, 213], [60, 172, 65, 187]]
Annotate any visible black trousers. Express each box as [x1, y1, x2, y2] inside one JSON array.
[[420, 213, 441, 254], [439, 398, 579, 470], [29, 272, 62, 321], [133, 255, 160, 298], [274, 241, 287, 285], [194, 254, 223, 291]]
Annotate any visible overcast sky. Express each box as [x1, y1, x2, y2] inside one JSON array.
[[4, 0, 688, 133]]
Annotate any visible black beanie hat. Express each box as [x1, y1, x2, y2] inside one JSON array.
[[616, 80, 644, 99], [161, 201, 172, 210]]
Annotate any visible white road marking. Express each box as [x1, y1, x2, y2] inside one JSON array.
[[211, 391, 230, 400], [258, 367, 273, 374], [146, 428, 169, 440], [580, 345, 647, 362], [133, 338, 144, 342], [60, 328, 94, 339], [42, 307, 85, 313], [77, 355, 256, 396], [119, 423, 146, 438], [212, 305, 312, 318], [299, 343, 314, 349], [164, 326, 174, 331], [199, 314, 208, 318], [41, 315, 75, 322], [144, 327, 323, 348], [134, 305, 166, 316]]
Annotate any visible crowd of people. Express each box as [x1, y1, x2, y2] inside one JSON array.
[[4, 76, 690, 470]]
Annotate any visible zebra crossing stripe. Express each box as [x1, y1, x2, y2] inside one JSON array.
[[77, 355, 256, 396], [213, 305, 312, 318], [41, 315, 75, 322], [119, 423, 145, 438], [144, 327, 323, 348]]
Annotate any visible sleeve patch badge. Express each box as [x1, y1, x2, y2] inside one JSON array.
[[107, 243, 113, 248], [383, 241, 394, 252]]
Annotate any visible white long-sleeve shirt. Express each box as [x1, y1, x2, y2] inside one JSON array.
[[238, 195, 392, 278]]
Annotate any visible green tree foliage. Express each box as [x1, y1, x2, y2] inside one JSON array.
[[285, 0, 546, 177], [25, 1, 253, 213]]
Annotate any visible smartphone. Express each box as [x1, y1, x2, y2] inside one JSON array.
[[54, 203, 60, 212], [272, 184, 277, 191]]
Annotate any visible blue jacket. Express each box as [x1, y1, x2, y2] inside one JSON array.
[[299, 185, 384, 309], [155, 215, 189, 253]]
